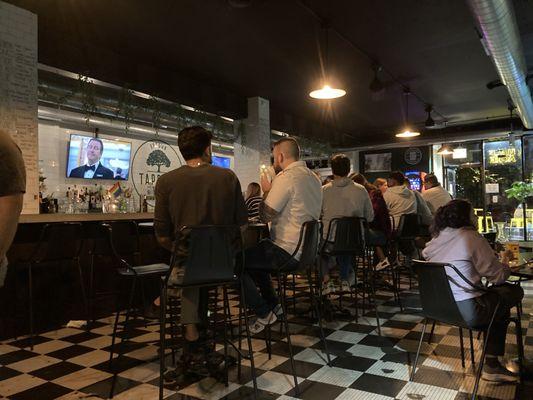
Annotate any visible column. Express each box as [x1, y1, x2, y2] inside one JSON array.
[[233, 97, 271, 191], [0, 1, 39, 213]]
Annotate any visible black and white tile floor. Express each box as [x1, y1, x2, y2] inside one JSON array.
[[1, 279, 532, 400]]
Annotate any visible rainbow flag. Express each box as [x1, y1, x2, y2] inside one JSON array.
[[109, 182, 122, 198]]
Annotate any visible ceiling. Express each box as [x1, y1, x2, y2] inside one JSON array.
[[5, 0, 533, 146]]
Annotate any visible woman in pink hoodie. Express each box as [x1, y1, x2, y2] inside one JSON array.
[[422, 199, 522, 383]]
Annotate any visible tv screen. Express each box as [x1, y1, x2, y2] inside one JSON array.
[[212, 155, 231, 169], [66, 134, 132, 180]]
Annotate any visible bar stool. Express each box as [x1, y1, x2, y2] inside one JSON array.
[[158, 225, 258, 400], [23, 222, 87, 350], [393, 213, 420, 289], [88, 220, 141, 324], [100, 223, 170, 398]]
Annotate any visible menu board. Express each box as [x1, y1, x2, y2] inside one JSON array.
[[0, 3, 38, 213]]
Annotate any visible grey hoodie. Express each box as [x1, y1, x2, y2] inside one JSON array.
[[321, 177, 374, 238], [383, 185, 432, 228], [422, 227, 510, 301]]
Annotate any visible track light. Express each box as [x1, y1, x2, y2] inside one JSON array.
[[369, 64, 384, 93]]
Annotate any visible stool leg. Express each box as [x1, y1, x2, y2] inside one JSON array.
[[222, 286, 229, 387], [410, 318, 427, 381], [237, 295, 243, 381], [75, 258, 89, 331], [28, 263, 34, 351], [159, 279, 167, 400], [240, 282, 258, 396], [459, 328, 465, 369], [472, 329, 491, 400], [427, 321, 436, 344], [308, 269, 330, 366], [279, 272, 299, 395], [469, 330, 475, 371]]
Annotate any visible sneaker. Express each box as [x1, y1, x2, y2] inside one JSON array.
[[340, 280, 351, 293], [375, 258, 391, 271], [322, 280, 336, 295], [482, 362, 519, 383], [347, 270, 356, 287], [272, 304, 284, 317], [249, 311, 277, 334], [143, 303, 161, 320]]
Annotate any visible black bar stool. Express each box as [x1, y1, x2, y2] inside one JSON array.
[[158, 225, 258, 400], [22, 222, 87, 350]]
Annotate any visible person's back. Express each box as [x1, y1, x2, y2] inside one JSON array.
[[322, 178, 373, 236], [383, 184, 416, 227], [155, 164, 246, 238], [267, 161, 321, 257], [423, 185, 452, 214]]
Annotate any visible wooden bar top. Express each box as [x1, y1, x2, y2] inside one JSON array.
[[19, 212, 154, 224]]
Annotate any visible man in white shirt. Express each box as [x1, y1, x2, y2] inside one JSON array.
[[243, 138, 322, 334], [422, 173, 452, 214], [321, 154, 374, 292]]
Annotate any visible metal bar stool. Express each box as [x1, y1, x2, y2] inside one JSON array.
[[22, 222, 87, 350]]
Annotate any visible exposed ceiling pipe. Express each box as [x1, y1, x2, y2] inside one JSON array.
[[467, 0, 533, 129]]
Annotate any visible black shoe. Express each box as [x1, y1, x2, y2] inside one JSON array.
[[482, 362, 519, 383], [143, 303, 161, 320]]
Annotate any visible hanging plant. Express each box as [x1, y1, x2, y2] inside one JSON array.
[[149, 96, 162, 135], [76, 74, 98, 124], [505, 181, 533, 203], [115, 86, 136, 132]]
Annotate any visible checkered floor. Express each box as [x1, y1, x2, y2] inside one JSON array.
[[1, 277, 532, 400]]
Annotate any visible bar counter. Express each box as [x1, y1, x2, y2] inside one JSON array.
[[18, 212, 154, 224]]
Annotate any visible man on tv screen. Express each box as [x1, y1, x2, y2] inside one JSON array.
[[69, 138, 114, 179]]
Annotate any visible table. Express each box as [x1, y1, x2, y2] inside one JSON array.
[[510, 263, 533, 281]]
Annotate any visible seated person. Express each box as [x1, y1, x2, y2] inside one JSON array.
[[321, 155, 374, 293], [243, 138, 321, 334], [422, 173, 452, 214], [352, 173, 392, 270], [244, 182, 262, 221], [154, 126, 248, 372], [384, 171, 432, 229], [422, 199, 523, 383], [374, 177, 388, 195]]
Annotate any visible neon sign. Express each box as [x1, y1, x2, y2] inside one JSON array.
[[487, 148, 517, 165]]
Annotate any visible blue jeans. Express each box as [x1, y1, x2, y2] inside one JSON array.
[[241, 239, 298, 318]]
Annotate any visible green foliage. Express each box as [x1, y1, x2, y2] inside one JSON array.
[[455, 167, 482, 208], [115, 86, 136, 132], [76, 75, 98, 124], [505, 181, 533, 203], [146, 149, 171, 172]]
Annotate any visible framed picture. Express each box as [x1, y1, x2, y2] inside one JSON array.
[[364, 153, 392, 172]]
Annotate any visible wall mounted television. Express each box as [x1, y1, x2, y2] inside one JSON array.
[[212, 155, 231, 169], [66, 134, 132, 180]]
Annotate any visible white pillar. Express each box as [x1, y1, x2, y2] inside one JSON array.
[[233, 97, 271, 191], [0, 1, 39, 213]]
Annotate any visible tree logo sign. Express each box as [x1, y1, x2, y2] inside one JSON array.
[[131, 139, 183, 204]]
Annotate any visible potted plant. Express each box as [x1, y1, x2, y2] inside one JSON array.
[[505, 181, 533, 241]]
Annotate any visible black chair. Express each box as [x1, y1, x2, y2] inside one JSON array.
[[393, 213, 421, 289], [321, 217, 383, 332], [102, 223, 170, 398], [23, 222, 87, 350], [158, 225, 258, 400], [259, 220, 329, 396], [88, 220, 141, 324], [411, 260, 524, 400]]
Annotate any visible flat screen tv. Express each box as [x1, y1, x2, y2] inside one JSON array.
[[66, 134, 132, 180], [212, 155, 231, 169]]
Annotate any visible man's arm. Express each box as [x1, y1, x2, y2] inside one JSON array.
[[259, 201, 279, 223], [155, 235, 174, 251], [0, 194, 23, 260]]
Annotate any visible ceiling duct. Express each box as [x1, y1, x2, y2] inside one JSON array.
[[467, 0, 533, 129]]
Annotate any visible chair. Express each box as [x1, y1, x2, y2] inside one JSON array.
[[393, 213, 421, 289], [158, 225, 258, 400], [411, 260, 524, 400], [23, 222, 87, 350], [321, 217, 382, 333], [88, 220, 141, 324], [102, 223, 170, 398], [260, 220, 329, 396]]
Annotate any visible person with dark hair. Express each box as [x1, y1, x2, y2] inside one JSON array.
[[154, 126, 248, 378], [422, 173, 452, 214], [384, 171, 431, 228], [245, 182, 262, 220], [243, 137, 322, 334], [423, 199, 523, 383], [69, 138, 114, 179], [321, 156, 374, 293], [351, 173, 391, 270]]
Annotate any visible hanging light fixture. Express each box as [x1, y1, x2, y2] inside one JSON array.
[[425, 104, 435, 127], [437, 143, 453, 155], [369, 63, 384, 93], [396, 88, 420, 138], [309, 23, 346, 100]]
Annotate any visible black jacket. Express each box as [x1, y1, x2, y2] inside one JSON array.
[[69, 163, 114, 179]]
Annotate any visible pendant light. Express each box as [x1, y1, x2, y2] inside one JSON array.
[[424, 104, 435, 127], [309, 23, 346, 100], [437, 143, 453, 155], [396, 88, 420, 138]]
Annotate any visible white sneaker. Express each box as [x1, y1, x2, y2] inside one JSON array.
[[340, 280, 351, 293], [272, 304, 284, 317], [375, 258, 391, 271], [322, 280, 336, 295], [347, 270, 356, 287], [249, 311, 277, 335]]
